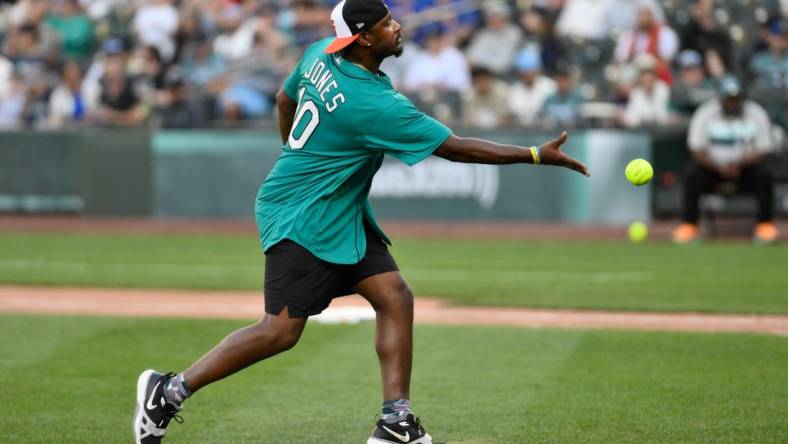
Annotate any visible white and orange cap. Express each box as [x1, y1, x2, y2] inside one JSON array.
[[324, 0, 390, 53]]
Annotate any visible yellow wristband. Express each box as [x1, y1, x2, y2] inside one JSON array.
[[530, 146, 540, 165]]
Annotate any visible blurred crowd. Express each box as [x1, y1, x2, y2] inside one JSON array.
[[0, 0, 785, 130]]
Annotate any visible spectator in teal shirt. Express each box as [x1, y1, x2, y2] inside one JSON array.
[[45, 0, 94, 62], [541, 65, 584, 127], [749, 19, 786, 128]]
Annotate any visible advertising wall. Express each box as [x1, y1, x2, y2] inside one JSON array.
[[152, 129, 651, 224], [1, 129, 655, 223]]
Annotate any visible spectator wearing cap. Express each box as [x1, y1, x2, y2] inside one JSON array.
[[614, 1, 679, 84], [679, 0, 732, 75], [507, 47, 557, 127], [749, 18, 787, 129], [4, 24, 45, 68], [671, 49, 717, 115], [44, 0, 94, 63], [622, 54, 670, 127], [672, 76, 779, 244], [157, 71, 207, 129], [541, 66, 584, 127], [47, 59, 86, 128], [132, 0, 179, 62], [81, 37, 128, 113], [462, 66, 510, 128], [465, 0, 522, 76]]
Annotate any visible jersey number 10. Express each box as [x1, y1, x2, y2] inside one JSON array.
[[288, 87, 320, 149]]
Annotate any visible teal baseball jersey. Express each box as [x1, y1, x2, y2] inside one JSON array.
[[255, 38, 452, 264]]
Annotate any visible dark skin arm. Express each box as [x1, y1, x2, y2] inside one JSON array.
[[276, 89, 298, 144], [435, 132, 590, 176], [277, 84, 589, 176]]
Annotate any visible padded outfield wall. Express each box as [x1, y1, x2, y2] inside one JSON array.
[[1, 129, 661, 224]]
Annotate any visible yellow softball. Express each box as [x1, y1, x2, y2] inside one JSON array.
[[625, 159, 653, 186]]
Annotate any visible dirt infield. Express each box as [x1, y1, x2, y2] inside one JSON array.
[[2, 286, 786, 335]]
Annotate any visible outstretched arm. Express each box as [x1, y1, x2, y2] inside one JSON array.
[[276, 89, 298, 144], [434, 132, 590, 176]]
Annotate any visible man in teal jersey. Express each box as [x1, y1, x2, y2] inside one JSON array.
[[133, 1, 589, 443]]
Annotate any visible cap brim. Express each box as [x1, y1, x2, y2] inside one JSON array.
[[324, 35, 359, 53]]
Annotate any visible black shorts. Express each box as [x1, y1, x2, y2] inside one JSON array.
[[263, 226, 398, 318]]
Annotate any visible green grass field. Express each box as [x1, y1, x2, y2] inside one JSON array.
[[1, 232, 787, 313], [0, 315, 785, 444]]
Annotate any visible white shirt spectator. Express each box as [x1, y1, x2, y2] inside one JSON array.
[[132, 0, 179, 61], [0, 57, 13, 97], [213, 19, 258, 61], [614, 24, 679, 64], [403, 46, 470, 92], [508, 76, 557, 126], [624, 79, 670, 127], [556, 0, 614, 39], [463, 77, 510, 128], [604, 0, 664, 33], [464, 0, 522, 75], [688, 99, 774, 165], [380, 42, 420, 90]]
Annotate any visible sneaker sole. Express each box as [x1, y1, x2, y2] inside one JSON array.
[[367, 433, 433, 444], [133, 369, 156, 444]]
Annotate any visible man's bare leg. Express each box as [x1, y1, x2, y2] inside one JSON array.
[[355, 271, 414, 402], [183, 306, 307, 392]]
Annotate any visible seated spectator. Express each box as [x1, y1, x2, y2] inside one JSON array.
[[132, 0, 179, 62], [671, 50, 717, 115], [289, 0, 333, 51], [157, 71, 207, 129], [216, 78, 270, 122], [81, 37, 128, 113], [541, 65, 584, 127], [22, 65, 52, 128], [7, 0, 50, 28], [4, 23, 46, 70], [44, 0, 94, 63], [519, 7, 565, 74], [605, 0, 664, 34], [182, 37, 229, 88], [556, 0, 614, 40], [91, 56, 147, 127], [556, 0, 663, 40], [465, 0, 522, 76], [679, 0, 732, 75], [403, 28, 470, 93], [380, 41, 420, 90], [0, 53, 12, 97], [129, 45, 167, 106], [462, 66, 509, 128], [749, 19, 787, 128], [212, 1, 257, 62], [622, 54, 670, 127], [47, 59, 87, 128], [508, 48, 557, 127], [749, 19, 787, 92], [672, 76, 779, 244], [614, 2, 679, 84], [0, 71, 27, 130]]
